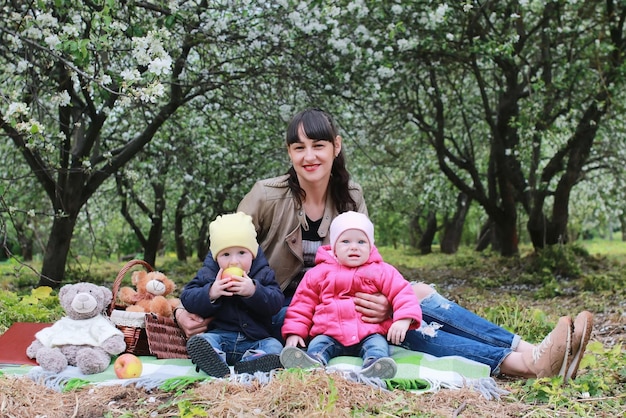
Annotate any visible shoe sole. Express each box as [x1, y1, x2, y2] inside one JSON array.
[[565, 311, 593, 382], [280, 346, 322, 369], [186, 336, 230, 378], [234, 354, 282, 374], [557, 316, 573, 377], [361, 357, 397, 379]]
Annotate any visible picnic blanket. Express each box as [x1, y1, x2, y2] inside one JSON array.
[[0, 346, 508, 400]]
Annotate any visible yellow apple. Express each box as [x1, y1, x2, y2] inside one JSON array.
[[223, 266, 244, 279], [114, 353, 143, 379]]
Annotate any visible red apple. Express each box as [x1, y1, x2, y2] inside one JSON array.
[[114, 353, 143, 379], [223, 266, 244, 279]]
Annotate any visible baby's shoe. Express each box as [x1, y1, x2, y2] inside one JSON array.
[[186, 335, 230, 377], [280, 346, 323, 369], [360, 357, 397, 379], [523, 316, 572, 378], [234, 353, 282, 375]]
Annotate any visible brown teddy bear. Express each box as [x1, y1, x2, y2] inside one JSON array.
[[117, 270, 180, 317], [26, 282, 126, 374]]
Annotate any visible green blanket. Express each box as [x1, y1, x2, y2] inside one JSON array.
[[1, 346, 507, 400]]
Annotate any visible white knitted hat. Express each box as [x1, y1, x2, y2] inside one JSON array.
[[209, 212, 259, 259], [329, 211, 375, 253]]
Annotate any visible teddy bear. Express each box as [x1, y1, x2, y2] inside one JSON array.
[[26, 282, 127, 374], [117, 270, 180, 317]]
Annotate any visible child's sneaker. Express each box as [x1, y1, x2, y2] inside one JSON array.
[[186, 335, 230, 378], [234, 353, 282, 375], [360, 357, 397, 379], [280, 346, 323, 369], [523, 316, 572, 378], [564, 311, 593, 382]]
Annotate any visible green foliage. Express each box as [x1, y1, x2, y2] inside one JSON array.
[[526, 244, 584, 281], [177, 400, 209, 418], [518, 342, 626, 415], [0, 286, 63, 331], [481, 303, 552, 343]]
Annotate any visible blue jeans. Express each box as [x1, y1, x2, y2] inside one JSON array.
[[306, 334, 389, 366], [272, 291, 517, 375], [399, 291, 517, 375], [199, 329, 283, 366]]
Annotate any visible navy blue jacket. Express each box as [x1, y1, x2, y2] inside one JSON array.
[[180, 248, 284, 341]]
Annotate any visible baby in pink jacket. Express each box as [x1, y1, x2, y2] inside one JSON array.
[[280, 211, 422, 379]]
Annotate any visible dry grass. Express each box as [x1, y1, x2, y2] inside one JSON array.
[[0, 369, 534, 417]]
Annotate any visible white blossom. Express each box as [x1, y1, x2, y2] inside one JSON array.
[[432, 4, 449, 24], [377, 66, 395, 78], [44, 34, 61, 50], [35, 12, 58, 27], [6, 102, 30, 117], [121, 68, 141, 83], [55, 91, 71, 107], [148, 56, 173, 76]]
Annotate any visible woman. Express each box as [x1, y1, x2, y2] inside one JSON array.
[[176, 108, 593, 381]]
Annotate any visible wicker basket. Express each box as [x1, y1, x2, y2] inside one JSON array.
[[108, 259, 189, 359]]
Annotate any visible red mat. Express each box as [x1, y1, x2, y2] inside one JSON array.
[[0, 322, 52, 365]]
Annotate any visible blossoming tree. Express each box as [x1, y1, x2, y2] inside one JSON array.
[[0, 1, 323, 286]]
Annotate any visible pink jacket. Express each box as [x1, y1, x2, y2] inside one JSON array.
[[282, 244, 422, 346]]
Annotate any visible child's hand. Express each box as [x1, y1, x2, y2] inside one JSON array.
[[285, 335, 305, 347], [387, 318, 412, 345], [209, 268, 236, 300], [226, 272, 255, 297]]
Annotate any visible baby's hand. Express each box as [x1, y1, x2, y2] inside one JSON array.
[[285, 335, 305, 347], [208, 269, 236, 300], [387, 318, 412, 345], [226, 272, 255, 297]]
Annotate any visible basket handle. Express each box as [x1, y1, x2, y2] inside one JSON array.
[[108, 259, 154, 315]]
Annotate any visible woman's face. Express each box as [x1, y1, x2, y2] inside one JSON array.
[[287, 124, 341, 187]]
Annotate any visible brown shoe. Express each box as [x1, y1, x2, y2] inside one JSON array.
[[523, 316, 572, 378], [564, 311, 593, 382]]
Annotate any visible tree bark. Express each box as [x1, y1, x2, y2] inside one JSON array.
[[417, 211, 437, 255], [440, 193, 471, 254], [174, 191, 189, 261], [196, 215, 210, 262], [39, 215, 77, 287]]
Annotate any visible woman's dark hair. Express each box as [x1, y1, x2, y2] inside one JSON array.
[[285, 108, 357, 213]]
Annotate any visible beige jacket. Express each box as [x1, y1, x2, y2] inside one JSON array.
[[238, 174, 368, 290]]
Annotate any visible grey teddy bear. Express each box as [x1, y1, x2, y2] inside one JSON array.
[[26, 282, 126, 374]]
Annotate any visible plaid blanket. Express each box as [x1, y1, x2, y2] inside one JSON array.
[[1, 346, 507, 400]]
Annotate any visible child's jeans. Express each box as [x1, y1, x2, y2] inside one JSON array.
[[306, 333, 389, 366], [199, 329, 283, 365]]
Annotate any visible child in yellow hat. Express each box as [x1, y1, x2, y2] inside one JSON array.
[[181, 212, 284, 377]]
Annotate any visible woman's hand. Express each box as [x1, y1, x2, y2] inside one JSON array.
[[353, 292, 392, 323], [174, 307, 212, 338]]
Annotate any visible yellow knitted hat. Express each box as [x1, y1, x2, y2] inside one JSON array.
[[209, 212, 259, 259]]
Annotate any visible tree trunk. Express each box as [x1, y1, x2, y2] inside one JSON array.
[[493, 215, 519, 256], [475, 219, 493, 252], [196, 215, 210, 261], [440, 193, 470, 254], [39, 215, 77, 287], [417, 211, 437, 255], [142, 183, 166, 267], [174, 192, 189, 261]]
